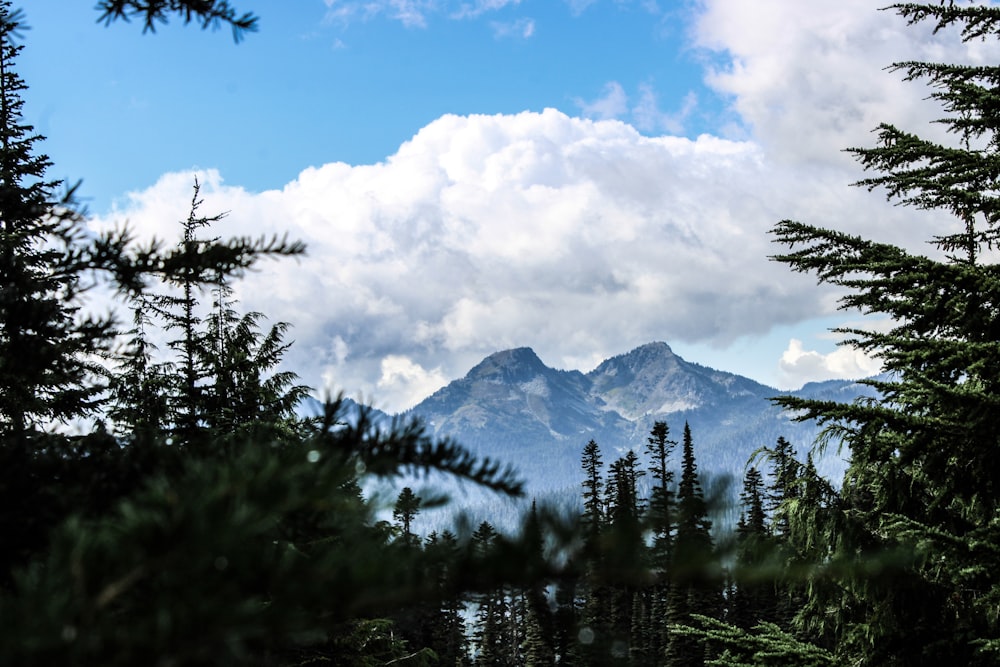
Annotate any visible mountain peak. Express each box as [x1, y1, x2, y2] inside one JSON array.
[[466, 347, 547, 383], [590, 341, 679, 377], [627, 341, 676, 359]]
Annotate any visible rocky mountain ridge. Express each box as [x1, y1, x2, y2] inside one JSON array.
[[401, 342, 874, 493]]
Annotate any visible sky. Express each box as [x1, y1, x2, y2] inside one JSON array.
[[17, 0, 996, 412]]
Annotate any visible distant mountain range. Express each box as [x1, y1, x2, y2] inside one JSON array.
[[301, 342, 876, 532], [306, 343, 875, 506]]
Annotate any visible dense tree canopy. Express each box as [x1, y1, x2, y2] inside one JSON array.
[[771, 2, 1000, 664]]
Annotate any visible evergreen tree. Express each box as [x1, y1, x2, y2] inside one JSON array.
[[730, 466, 778, 630], [96, 0, 258, 40], [767, 436, 799, 540], [581, 439, 605, 532], [665, 423, 718, 667], [199, 274, 309, 443], [107, 294, 174, 438], [771, 3, 1000, 663], [520, 501, 556, 667], [0, 5, 544, 665], [427, 530, 472, 666], [645, 420, 677, 560], [603, 451, 646, 660], [645, 421, 677, 663], [0, 4, 110, 439], [394, 486, 422, 546]]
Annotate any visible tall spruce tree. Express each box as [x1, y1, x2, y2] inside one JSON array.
[[645, 421, 677, 664], [665, 423, 717, 667], [393, 486, 422, 546], [771, 3, 1000, 664], [0, 4, 110, 438]]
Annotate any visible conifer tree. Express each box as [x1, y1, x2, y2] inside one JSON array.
[[645, 420, 677, 559], [730, 466, 778, 630], [771, 3, 1000, 663], [0, 4, 110, 438], [96, 0, 258, 41], [426, 530, 472, 666], [581, 439, 605, 532], [0, 6, 540, 664], [199, 275, 308, 443], [645, 421, 677, 663], [665, 423, 718, 667], [394, 486, 422, 546]]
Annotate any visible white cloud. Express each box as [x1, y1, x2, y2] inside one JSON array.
[[454, 0, 523, 20], [324, 0, 437, 28], [491, 17, 535, 39], [778, 338, 882, 388], [633, 85, 697, 135], [693, 0, 1000, 166], [377, 356, 449, 408], [576, 82, 629, 120], [91, 107, 933, 412], [92, 2, 988, 411], [325, 0, 528, 27]]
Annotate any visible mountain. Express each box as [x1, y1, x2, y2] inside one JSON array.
[[405, 342, 875, 498]]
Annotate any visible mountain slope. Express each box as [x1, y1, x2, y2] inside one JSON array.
[[407, 342, 873, 494]]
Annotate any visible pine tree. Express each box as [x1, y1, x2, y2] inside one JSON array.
[[581, 439, 605, 532], [645, 420, 677, 560], [771, 3, 1000, 663], [394, 486, 422, 546], [730, 466, 778, 630], [200, 274, 308, 443], [427, 530, 472, 666], [766, 437, 798, 540], [96, 0, 258, 41], [665, 423, 718, 667], [0, 6, 541, 665], [0, 4, 110, 439], [645, 421, 677, 663]]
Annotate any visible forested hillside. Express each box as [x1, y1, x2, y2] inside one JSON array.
[[2, 2, 1000, 666]]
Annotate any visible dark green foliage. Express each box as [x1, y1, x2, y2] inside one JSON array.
[[678, 615, 839, 667], [770, 3, 1000, 664], [0, 7, 542, 664], [0, 400, 494, 664], [95, 0, 258, 41], [581, 439, 605, 532], [665, 423, 718, 667], [0, 5, 110, 438], [645, 421, 676, 561], [729, 468, 768, 629], [394, 486, 422, 545]]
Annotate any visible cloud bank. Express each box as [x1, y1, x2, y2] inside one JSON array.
[[92, 1, 992, 411]]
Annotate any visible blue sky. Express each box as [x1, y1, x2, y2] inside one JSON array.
[[24, 1, 719, 210], [17, 1, 985, 411]]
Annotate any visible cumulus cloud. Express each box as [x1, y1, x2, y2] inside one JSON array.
[[92, 2, 989, 411], [377, 356, 449, 409], [692, 0, 1000, 166], [91, 107, 932, 412], [778, 338, 882, 388]]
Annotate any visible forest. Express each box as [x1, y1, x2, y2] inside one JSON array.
[[2, 1, 1000, 665]]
